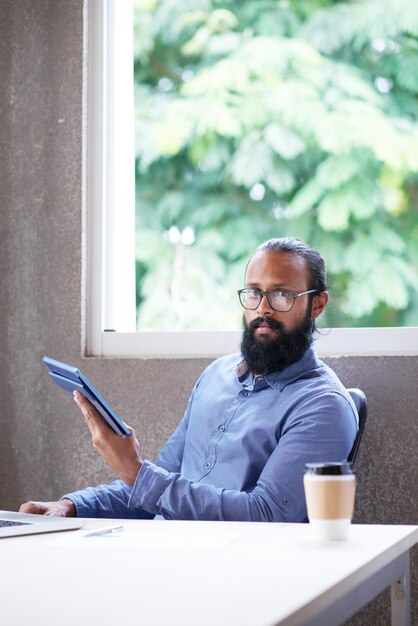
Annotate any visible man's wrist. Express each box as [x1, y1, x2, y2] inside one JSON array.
[[60, 498, 77, 517], [128, 461, 170, 515], [122, 460, 142, 486]]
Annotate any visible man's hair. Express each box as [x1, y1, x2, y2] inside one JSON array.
[[255, 237, 327, 292]]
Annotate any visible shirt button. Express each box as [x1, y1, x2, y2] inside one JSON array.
[[204, 462, 211, 470], [219, 425, 225, 432], [240, 390, 248, 397]]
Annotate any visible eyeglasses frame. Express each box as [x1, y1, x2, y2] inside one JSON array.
[[237, 288, 319, 312]]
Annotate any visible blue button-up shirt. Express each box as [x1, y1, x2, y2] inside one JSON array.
[[64, 345, 358, 522]]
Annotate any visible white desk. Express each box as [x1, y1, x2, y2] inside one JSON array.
[[0, 520, 416, 626]]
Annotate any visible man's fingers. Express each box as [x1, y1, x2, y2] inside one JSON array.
[[73, 390, 120, 448], [84, 407, 96, 424], [72, 390, 141, 484], [73, 391, 101, 434], [19, 501, 47, 515], [19, 500, 76, 517]]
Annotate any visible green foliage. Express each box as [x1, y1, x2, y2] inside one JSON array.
[[134, 0, 418, 330]]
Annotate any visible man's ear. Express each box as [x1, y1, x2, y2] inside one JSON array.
[[311, 291, 329, 319]]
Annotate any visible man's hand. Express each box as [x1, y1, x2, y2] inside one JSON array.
[[73, 390, 142, 486], [19, 498, 76, 517]]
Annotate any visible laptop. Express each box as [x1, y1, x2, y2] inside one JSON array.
[[0, 510, 84, 538]]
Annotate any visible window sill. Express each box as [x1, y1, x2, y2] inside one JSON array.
[[89, 327, 418, 358]]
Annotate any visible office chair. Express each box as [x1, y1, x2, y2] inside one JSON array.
[[347, 388, 368, 464]]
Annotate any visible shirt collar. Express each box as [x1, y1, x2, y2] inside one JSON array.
[[235, 343, 320, 391]]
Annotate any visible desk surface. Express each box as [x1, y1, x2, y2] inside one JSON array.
[[0, 520, 417, 626]]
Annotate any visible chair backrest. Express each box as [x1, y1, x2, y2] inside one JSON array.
[[347, 388, 368, 464]]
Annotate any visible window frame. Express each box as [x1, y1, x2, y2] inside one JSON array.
[[84, 0, 418, 359], [85, 0, 136, 357]]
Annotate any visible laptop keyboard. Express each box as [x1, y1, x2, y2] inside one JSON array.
[[0, 519, 30, 527]]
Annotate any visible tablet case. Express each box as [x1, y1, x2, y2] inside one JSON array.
[[43, 356, 131, 436]]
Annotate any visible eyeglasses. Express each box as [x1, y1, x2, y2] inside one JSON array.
[[237, 288, 318, 312]]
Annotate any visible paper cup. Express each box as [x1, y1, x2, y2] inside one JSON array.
[[304, 462, 356, 541]]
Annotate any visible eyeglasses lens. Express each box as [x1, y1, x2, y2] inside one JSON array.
[[240, 290, 293, 311]]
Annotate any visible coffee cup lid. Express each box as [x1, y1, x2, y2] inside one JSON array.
[[304, 461, 354, 475]]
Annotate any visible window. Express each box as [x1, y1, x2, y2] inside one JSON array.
[[85, 0, 418, 357]]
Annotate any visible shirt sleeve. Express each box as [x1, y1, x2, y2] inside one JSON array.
[[128, 390, 358, 522], [61, 479, 155, 518], [60, 384, 196, 518]]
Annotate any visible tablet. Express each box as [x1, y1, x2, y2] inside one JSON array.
[[43, 356, 131, 437]]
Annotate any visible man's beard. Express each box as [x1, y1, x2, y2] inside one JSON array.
[[240, 313, 314, 375]]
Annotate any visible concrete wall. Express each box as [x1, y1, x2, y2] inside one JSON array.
[[0, 3, 416, 625]]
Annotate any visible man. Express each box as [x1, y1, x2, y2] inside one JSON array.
[[20, 237, 358, 522]]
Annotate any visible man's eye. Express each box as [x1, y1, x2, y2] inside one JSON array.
[[271, 291, 289, 301]]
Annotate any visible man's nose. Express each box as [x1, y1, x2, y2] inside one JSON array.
[[256, 293, 273, 316]]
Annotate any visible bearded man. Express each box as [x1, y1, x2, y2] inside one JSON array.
[[21, 237, 358, 522]]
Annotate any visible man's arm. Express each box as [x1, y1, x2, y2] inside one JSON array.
[[20, 390, 191, 518], [60, 480, 154, 519], [128, 391, 357, 522], [19, 481, 155, 519]]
